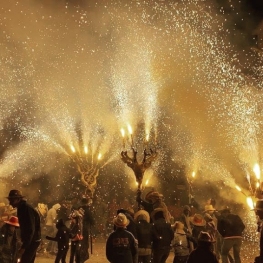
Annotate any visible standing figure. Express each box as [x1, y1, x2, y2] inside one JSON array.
[[46, 203, 61, 254], [78, 197, 95, 262], [151, 208, 174, 263], [0, 216, 20, 263], [189, 214, 206, 249], [217, 207, 245, 263], [46, 219, 70, 263], [69, 210, 83, 263], [134, 210, 152, 263], [6, 190, 41, 263], [35, 203, 48, 253], [106, 213, 138, 263], [172, 221, 190, 263], [178, 205, 194, 252], [57, 200, 71, 228], [186, 231, 219, 263]]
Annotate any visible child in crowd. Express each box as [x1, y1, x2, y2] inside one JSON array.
[[0, 216, 20, 263], [46, 219, 70, 263]]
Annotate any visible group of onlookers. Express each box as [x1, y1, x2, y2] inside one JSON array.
[[0, 189, 94, 263], [105, 190, 247, 263]]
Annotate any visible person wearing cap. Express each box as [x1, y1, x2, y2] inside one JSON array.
[[6, 189, 41, 263], [217, 206, 245, 263], [106, 213, 138, 263], [150, 208, 174, 263], [186, 231, 219, 263], [134, 210, 152, 263], [0, 216, 20, 263], [45, 203, 61, 255]]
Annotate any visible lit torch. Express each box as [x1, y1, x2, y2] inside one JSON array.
[[246, 196, 254, 210], [121, 128, 125, 149], [127, 124, 134, 148]]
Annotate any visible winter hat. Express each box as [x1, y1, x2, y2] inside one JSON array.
[[4, 216, 20, 227], [198, 231, 215, 243], [134, 210, 150, 223], [6, 190, 25, 199], [113, 213, 129, 228], [190, 214, 206, 226], [174, 221, 185, 234], [147, 191, 163, 201]]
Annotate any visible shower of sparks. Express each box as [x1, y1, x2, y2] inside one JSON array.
[[0, 1, 263, 259]]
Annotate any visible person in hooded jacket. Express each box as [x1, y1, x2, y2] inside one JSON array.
[[45, 203, 61, 254], [46, 219, 70, 263], [134, 210, 152, 263], [151, 208, 174, 263]]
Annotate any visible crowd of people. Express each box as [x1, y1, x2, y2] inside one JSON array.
[[0, 188, 263, 263]]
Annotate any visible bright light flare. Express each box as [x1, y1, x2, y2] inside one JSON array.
[[70, 145, 76, 153], [127, 124, 133, 135], [84, 146, 88, 154], [246, 196, 254, 209], [121, 128, 125, 137], [145, 179, 149, 185], [253, 163, 261, 180], [235, 185, 241, 192], [98, 153, 102, 160], [192, 171, 196, 178], [256, 182, 260, 188]]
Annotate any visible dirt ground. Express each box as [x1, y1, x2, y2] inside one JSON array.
[[34, 237, 259, 263]]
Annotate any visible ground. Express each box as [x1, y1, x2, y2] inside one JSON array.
[[34, 237, 258, 263]]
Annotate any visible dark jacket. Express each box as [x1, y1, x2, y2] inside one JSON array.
[[135, 220, 152, 249], [106, 228, 138, 263], [217, 213, 245, 238], [17, 200, 41, 249], [46, 221, 70, 251], [151, 218, 174, 250], [187, 243, 219, 263], [78, 205, 95, 235]]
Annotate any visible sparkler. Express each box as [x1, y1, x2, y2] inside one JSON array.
[[235, 185, 247, 197]]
